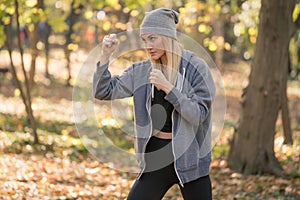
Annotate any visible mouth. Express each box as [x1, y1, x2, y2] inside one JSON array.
[[149, 51, 156, 57]]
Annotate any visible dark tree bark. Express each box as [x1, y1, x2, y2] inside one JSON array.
[[281, 64, 293, 145], [44, 22, 51, 79], [64, 0, 83, 86], [228, 0, 296, 177], [280, 15, 300, 145]]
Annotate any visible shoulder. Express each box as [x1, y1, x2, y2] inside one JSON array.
[[124, 59, 151, 76], [133, 59, 151, 68], [123, 59, 150, 73], [183, 50, 207, 68], [182, 50, 209, 75]]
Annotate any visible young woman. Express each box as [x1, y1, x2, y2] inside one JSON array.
[[93, 8, 215, 200]]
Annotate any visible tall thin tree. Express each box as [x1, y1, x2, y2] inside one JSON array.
[[64, 0, 83, 86], [29, 0, 44, 88], [5, 0, 39, 144]]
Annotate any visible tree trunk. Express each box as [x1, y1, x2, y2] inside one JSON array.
[[214, 20, 224, 68], [29, 23, 38, 88], [228, 0, 295, 177], [44, 22, 51, 78], [64, 0, 83, 86], [14, 0, 39, 144], [206, 0, 225, 66], [29, 0, 44, 89], [281, 20, 299, 145], [281, 67, 293, 144]]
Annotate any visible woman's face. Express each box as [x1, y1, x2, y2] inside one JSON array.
[[141, 33, 166, 61]]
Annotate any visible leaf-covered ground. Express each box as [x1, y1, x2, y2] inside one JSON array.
[[0, 51, 299, 199]]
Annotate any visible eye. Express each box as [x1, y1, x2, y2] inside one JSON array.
[[149, 36, 156, 41]]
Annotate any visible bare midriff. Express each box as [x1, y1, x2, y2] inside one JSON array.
[[153, 129, 172, 139]]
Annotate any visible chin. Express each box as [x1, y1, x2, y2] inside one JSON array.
[[151, 56, 160, 60]]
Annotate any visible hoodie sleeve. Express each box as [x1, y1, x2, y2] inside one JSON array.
[[93, 62, 134, 100], [164, 58, 216, 125]]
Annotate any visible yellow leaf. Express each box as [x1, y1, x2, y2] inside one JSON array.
[[25, 0, 37, 7], [72, 139, 81, 146], [102, 21, 111, 31], [130, 10, 139, 17], [37, 41, 44, 50], [250, 36, 256, 44], [248, 27, 257, 36], [5, 7, 15, 15], [208, 42, 217, 52], [61, 129, 69, 135], [198, 24, 206, 33], [203, 38, 210, 47], [224, 42, 231, 51], [106, 0, 119, 7], [113, 3, 121, 10], [129, 148, 135, 154], [215, 4, 221, 13], [292, 3, 300, 22], [67, 43, 78, 51], [14, 89, 20, 97], [2, 16, 11, 25], [85, 11, 93, 19]]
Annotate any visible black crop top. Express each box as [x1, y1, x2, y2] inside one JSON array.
[[151, 87, 174, 132]]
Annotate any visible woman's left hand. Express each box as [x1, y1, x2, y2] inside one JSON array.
[[149, 69, 174, 94]]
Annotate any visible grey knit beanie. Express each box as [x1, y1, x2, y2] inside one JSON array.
[[140, 8, 179, 39]]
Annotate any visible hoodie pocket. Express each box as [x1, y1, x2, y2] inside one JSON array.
[[176, 137, 200, 171]]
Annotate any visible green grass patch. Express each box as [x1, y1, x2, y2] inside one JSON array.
[[213, 143, 230, 159]]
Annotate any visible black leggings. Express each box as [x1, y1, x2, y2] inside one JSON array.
[[127, 137, 212, 200]]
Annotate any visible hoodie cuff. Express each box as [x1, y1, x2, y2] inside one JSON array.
[[164, 87, 182, 107], [95, 61, 109, 72], [97, 61, 109, 69]]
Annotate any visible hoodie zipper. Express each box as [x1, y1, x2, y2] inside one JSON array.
[[171, 111, 184, 187], [172, 67, 186, 188], [137, 87, 153, 180]]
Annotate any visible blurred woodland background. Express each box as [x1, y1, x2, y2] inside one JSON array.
[[0, 0, 299, 199]]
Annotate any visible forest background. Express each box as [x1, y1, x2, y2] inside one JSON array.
[[0, 0, 299, 199]]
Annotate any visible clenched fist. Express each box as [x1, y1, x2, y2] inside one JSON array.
[[149, 69, 174, 94], [102, 34, 119, 56], [99, 34, 119, 65]]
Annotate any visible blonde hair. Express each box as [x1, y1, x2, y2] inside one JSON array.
[[151, 36, 183, 85]]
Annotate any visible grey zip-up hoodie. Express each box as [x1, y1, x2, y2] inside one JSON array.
[[93, 50, 216, 185]]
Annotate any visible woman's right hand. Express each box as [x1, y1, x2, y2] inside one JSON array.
[[99, 34, 118, 65], [101, 34, 119, 57]]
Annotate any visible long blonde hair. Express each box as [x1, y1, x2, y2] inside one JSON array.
[[151, 36, 184, 85]]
